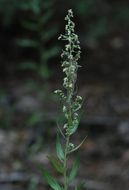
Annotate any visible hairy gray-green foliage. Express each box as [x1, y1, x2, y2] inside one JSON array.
[[40, 9, 85, 190]]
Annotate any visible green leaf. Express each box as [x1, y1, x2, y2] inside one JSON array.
[[42, 28, 58, 42], [27, 112, 41, 126], [56, 134, 64, 161], [57, 123, 66, 139], [47, 155, 64, 173], [69, 156, 80, 183], [40, 10, 54, 25], [39, 166, 62, 190], [22, 21, 38, 31], [68, 136, 87, 154], [19, 62, 37, 70], [69, 120, 79, 135], [75, 182, 85, 190], [42, 46, 59, 62], [16, 39, 38, 48], [38, 64, 52, 79], [30, 0, 41, 14]]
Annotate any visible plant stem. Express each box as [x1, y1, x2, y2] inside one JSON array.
[[64, 135, 70, 190], [55, 9, 82, 190], [63, 68, 73, 190]]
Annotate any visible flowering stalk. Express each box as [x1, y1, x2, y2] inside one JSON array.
[[55, 9, 84, 190], [40, 9, 85, 190]]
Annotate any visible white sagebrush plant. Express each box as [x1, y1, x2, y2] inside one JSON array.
[[40, 9, 86, 190]]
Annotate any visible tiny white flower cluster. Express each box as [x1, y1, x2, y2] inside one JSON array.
[[55, 9, 82, 138]]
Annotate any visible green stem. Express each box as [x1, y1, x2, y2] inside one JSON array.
[[56, 9, 82, 190], [64, 135, 70, 190], [63, 79, 73, 190], [63, 13, 77, 190]]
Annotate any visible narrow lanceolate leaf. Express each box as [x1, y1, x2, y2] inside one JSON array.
[[16, 39, 38, 48], [68, 136, 87, 154], [22, 21, 38, 31], [57, 122, 66, 139], [56, 134, 64, 161], [47, 155, 64, 173], [69, 156, 80, 183], [43, 46, 59, 61], [75, 182, 85, 190], [19, 61, 37, 70], [41, 10, 54, 25], [39, 166, 62, 190], [42, 28, 58, 42]]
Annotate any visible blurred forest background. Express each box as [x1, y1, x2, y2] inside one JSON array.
[[0, 0, 129, 190]]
